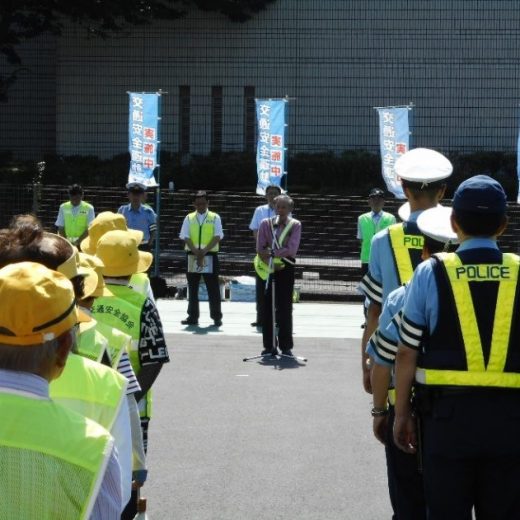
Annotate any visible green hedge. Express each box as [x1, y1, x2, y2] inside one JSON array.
[[0, 150, 517, 198]]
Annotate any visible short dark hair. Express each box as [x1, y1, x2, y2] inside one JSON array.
[[452, 209, 506, 237], [402, 179, 445, 196], [194, 190, 208, 201], [423, 236, 458, 256], [68, 184, 83, 195], [265, 185, 282, 195]]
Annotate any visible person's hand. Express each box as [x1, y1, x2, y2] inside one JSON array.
[[373, 415, 388, 445], [196, 250, 205, 268], [260, 253, 270, 264], [362, 357, 372, 394], [393, 413, 417, 454]]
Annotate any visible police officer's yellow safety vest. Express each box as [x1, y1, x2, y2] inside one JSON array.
[[359, 212, 395, 263], [62, 201, 92, 242], [93, 285, 153, 417], [254, 219, 296, 281], [50, 352, 128, 432], [0, 388, 113, 520], [416, 252, 520, 388], [77, 320, 110, 364], [185, 211, 220, 252], [388, 223, 424, 284]]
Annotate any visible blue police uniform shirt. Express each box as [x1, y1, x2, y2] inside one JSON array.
[[399, 237, 500, 350], [118, 204, 157, 243], [366, 284, 408, 368], [360, 210, 422, 304]]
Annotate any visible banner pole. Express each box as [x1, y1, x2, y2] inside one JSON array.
[[154, 90, 164, 278]]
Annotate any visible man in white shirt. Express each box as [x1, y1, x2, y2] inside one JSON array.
[[179, 190, 224, 327], [249, 184, 282, 327]]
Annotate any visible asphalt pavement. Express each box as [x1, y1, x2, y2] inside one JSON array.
[[143, 300, 392, 519]]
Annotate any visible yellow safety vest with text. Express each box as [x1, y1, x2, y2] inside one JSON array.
[[62, 200, 92, 242], [77, 320, 110, 364], [50, 352, 128, 432], [388, 223, 424, 284], [416, 252, 520, 388], [0, 388, 113, 520], [185, 211, 220, 252]]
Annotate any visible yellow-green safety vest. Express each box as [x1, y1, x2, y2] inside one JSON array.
[[359, 212, 396, 263], [0, 388, 113, 520], [416, 252, 520, 388], [50, 352, 128, 432], [77, 320, 110, 364], [62, 201, 92, 242], [130, 272, 151, 298], [388, 223, 424, 284], [93, 285, 153, 418], [95, 319, 131, 369], [254, 219, 296, 281], [185, 211, 220, 252]]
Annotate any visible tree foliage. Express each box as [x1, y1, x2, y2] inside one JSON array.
[[0, 0, 275, 100]]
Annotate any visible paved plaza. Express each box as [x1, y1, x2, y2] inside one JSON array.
[[145, 300, 392, 519]]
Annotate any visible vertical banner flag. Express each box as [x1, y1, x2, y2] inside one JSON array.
[[376, 106, 412, 199], [128, 92, 160, 187], [256, 99, 288, 194]]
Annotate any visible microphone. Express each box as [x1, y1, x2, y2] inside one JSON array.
[[273, 215, 280, 228]]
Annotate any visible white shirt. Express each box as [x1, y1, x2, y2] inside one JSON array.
[[179, 210, 224, 240], [249, 203, 276, 231]]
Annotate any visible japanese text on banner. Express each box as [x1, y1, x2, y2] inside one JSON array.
[[128, 93, 160, 187], [256, 99, 288, 195], [377, 107, 411, 199]]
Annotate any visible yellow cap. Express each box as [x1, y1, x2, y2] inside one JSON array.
[[95, 230, 153, 277], [0, 262, 81, 346], [78, 252, 113, 298], [81, 212, 143, 255]]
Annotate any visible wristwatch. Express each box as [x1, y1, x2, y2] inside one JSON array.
[[371, 407, 389, 417]]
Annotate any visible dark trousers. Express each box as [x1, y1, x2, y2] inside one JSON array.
[[262, 265, 294, 352], [420, 390, 520, 520], [186, 256, 222, 321], [360, 262, 369, 277], [385, 406, 426, 520], [254, 271, 265, 324]]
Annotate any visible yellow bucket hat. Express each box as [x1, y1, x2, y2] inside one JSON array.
[[78, 252, 113, 298], [95, 230, 153, 277], [0, 262, 83, 346], [81, 211, 143, 255]]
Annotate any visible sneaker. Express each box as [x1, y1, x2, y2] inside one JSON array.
[[251, 321, 263, 327], [261, 349, 278, 356], [181, 319, 198, 326]]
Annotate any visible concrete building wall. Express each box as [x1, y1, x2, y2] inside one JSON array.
[[3, 1, 520, 159]]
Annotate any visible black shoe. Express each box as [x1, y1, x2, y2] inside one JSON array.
[[261, 349, 278, 356], [181, 319, 198, 326], [280, 350, 294, 357], [213, 320, 223, 327], [251, 321, 263, 327]]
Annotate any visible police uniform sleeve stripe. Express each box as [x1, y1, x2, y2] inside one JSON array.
[[391, 311, 403, 330], [370, 330, 397, 364], [374, 331, 398, 363], [399, 315, 425, 350], [360, 272, 383, 304], [149, 223, 157, 232]]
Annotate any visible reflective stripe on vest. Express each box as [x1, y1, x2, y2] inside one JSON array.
[[185, 211, 219, 252], [359, 212, 395, 263], [253, 219, 295, 280], [388, 223, 424, 284], [416, 252, 520, 388], [62, 201, 91, 241], [50, 353, 128, 432], [77, 321, 109, 364], [0, 389, 113, 520]]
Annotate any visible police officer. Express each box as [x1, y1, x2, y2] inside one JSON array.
[[359, 148, 453, 394], [55, 183, 95, 247], [394, 175, 520, 519], [357, 188, 396, 276], [118, 182, 157, 252], [368, 205, 458, 520]]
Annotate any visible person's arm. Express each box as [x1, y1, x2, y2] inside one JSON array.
[[256, 220, 271, 264], [361, 301, 381, 393], [135, 364, 162, 402], [371, 362, 392, 444], [393, 344, 418, 454], [55, 205, 66, 237], [127, 394, 147, 486], [148, 209, 157, 247]]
